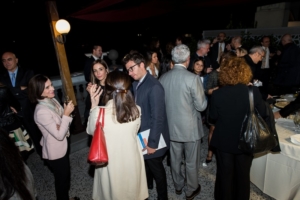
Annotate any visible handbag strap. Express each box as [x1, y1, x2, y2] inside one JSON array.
[[248, 86, 254, 114], [96, 108, 105, 127]]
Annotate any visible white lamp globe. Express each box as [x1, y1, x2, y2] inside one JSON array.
[[55, 19, 71, 34]]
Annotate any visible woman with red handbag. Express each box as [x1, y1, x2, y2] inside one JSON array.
[[87, 71, 148, 200]]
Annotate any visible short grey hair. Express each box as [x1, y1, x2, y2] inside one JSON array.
[[171, 44, 190, 64], [249, 46, 265, 55], [197, 39, 211, 49]]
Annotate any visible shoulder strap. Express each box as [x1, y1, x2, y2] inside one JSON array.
[[100, 108, 105, 127], [248, 86, 254, 113], [96, 107, 105, 128]]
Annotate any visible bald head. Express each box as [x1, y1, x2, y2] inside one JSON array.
[[281, 34, 292, 46], [2, 52, 18, 72]]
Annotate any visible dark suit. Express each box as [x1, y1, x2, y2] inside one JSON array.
[[83, 56, 96, 124], [84, 56, 96, 83], [273, 43, 300, 94], [279, 94, 300, 118], [133, 72, 170, 200], [209, 84, 267, 200], [209, 42, 226, 69], [188, 53, 211, 71], [0, 67, 42, 157]]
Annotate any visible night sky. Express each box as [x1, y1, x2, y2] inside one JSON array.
[[0, 0, 279, 77]]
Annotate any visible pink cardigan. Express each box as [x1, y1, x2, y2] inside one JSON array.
[[34, 104, 73, 160]]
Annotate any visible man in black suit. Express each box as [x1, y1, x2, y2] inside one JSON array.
[[123, 52, 170, 200], [209, 32, 227, 69], [1, 51, 42, 158], [84, 45, 103, 83], [188, 39, 213, 74], [256, 36, 276, 96], [272, 34, 300, 95], [243, 46, 269, 99]]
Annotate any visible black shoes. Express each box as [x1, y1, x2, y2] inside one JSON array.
[[186, 184, 201, 200]]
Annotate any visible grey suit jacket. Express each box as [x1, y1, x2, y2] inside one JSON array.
[[159, 64, 207, 142]]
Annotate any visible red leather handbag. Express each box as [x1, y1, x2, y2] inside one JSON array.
[[88, 108, 108, 165]]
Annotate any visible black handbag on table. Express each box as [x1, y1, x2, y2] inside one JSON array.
[[238, 86, 278, 154]]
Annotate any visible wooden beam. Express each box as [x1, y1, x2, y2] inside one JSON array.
[[45, 1, 77, 105], [45, 1, 85, 134]]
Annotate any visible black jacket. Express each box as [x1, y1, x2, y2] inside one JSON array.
[[132, 72, 170, 159], [273, 43, 300, 87], [210, 84, 267, 154]]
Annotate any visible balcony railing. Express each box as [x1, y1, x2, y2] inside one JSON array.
[[50, 72, 87, 123]]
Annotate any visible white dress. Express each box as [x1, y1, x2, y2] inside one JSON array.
[[146, 66, 159, 78], [87, 100, 148, 200]]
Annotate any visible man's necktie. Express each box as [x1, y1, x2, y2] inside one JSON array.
[[261, 47, 268, 69], [218, 43, 223, 63], [11, 73, 16, 87], [135, 82, 141, 102]]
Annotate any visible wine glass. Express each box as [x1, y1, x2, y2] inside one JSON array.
[[293, 111, 300, 132]]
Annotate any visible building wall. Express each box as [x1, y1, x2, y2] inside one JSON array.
[[255, 2, 290, 28]]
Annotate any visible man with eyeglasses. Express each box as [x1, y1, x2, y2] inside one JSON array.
[[122, 52, 170, 200], [243, 46, 269, 99]]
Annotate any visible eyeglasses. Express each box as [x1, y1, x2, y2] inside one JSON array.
[[127, 63, 139, 72], [258, 53, 265, 59]]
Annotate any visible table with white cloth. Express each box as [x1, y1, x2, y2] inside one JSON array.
[[250, 118, 300, 200]]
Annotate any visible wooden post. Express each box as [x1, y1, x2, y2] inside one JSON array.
[[46, 1, 85, 134]]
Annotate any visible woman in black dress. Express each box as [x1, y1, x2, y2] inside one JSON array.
[[209, 57, 267, 200]]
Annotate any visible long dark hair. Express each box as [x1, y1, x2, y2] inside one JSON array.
[[191, 57, 205, 76], [104, 71, 140, 123], [0, 128, 34, 200], [90, 59, 109, 85]]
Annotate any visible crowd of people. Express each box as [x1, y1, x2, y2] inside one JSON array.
[[0, 32, 300, 200]]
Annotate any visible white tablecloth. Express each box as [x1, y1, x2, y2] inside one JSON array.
[[250, 118, 300, 200]]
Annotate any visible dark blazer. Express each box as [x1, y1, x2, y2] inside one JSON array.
[[0, 67, 34, 117], [132, 72, 170, 159], [188, 53, 211, 71], [209, 42, 227, 69], [243, 54, 258, 80], [279, 94, 300, 118], [273, 43, 300, 87], [209, 84, 267, 154], [84, 56, 96, 83]]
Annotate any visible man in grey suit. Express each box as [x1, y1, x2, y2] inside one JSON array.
[[159, 44, 207, 200]]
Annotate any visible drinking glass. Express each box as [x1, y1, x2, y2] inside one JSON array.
[[293, 111, 300, 132]]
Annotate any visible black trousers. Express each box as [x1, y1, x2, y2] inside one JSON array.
[[145, 156, 168, 200], [214, 149, 253, 200], [46, 153, 70, 200]]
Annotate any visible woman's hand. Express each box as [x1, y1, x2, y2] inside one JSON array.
[[86, 82, 93, 93], [208, 87, 219, 95], [273, 111, 282, 119], [63, 100, 75, 117], [90, 84, 103, 109]]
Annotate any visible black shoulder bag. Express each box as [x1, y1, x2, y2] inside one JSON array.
[[238, 86, 278, 154]]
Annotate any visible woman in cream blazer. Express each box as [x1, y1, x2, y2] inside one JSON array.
[[28, 74, 79, 200], [87, 71, 148, 200]]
